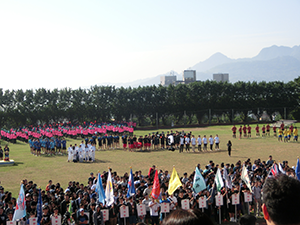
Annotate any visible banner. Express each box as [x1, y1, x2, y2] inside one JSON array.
[[137, 204, 146, 216], [160, 203, 170, 213]]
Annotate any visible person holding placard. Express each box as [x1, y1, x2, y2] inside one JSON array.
[[93, 205, 104, 225], [159, 193, 170, 222]]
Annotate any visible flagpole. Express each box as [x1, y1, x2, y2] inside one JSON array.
[[219, 206, 221, 224]]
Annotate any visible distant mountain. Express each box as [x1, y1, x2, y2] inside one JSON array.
[[191, 52, 233, 72], [205, 56, 300, 82], [96, 45, 300, 87]]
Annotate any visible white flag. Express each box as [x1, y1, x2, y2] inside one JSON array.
[[105, 170, 114, 206], [214, 168, 224, 192], [241, 165, 252, 193]]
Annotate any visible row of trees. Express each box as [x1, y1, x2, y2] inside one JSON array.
[[0, 78, 299, 128]]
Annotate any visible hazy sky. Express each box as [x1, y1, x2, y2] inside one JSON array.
[[1, 0, 299, 90]]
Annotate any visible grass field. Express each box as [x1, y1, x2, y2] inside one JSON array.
[[1, 123, 299, 197]]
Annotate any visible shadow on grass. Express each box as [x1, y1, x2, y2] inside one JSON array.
[[13, 162, 24, 166]]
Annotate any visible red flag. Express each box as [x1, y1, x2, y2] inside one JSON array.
[[151, 170, 160, 199]]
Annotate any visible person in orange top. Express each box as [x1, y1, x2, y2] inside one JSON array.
[[45, 180, 52, 192]]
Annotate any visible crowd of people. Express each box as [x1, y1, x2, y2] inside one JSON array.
[[0, 154, 298, 225], [26, 130, 223, 160], [231, 122, 298, 142]]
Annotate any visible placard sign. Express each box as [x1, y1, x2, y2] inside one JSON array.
[[232, 193, 240, 205], [199, 196, 207, 208], [181, 199, 190, 210], [244, 192, 252, 203], [137, 204, 146, 216], [51, 215, 61, 225], [29, 217, 38, 225], [101, 209, 109, 221], [215, 194, 223, 206], [120, 206, 129, 218], [160, 203, 170, 213], [7, 221, 16, 225]]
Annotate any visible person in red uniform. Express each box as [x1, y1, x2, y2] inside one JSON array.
[[280, 122, 285, 130], [247, 125, 252, 138], [273, 125, 277, 137], [232, 125, 237, 138], [255, 125, 260, 137], [238, 126, 243, 139], [266, 124, 270, 136], [262, 125, 266, 137], [243, 125, 247, 138], [289, 124, 294, 137]]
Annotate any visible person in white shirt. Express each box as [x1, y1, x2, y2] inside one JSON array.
[[149, 197, 160, 225], [191, 135, 196, 152], [89, 143, 96, 162], [214, 134, 220, 150], [202, 135, 208, 151], [197, 135, 202, 152], [67, 145, 73, 162], [85, 145, 89, 162], [72, 146, 78, 162], [185, 136, 190, 152], [208, 135, 214, 151]]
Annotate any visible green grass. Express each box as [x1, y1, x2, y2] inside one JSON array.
[[1, 123, 299, 197]]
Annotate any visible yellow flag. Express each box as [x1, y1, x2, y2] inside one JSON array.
[[167, 167, 182, 195]]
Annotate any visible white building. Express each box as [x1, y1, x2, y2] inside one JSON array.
[[213, 73, 229, 82], [160, 75, 177, 86]]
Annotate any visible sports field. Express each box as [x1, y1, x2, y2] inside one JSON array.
[[1, 123, 299, 197]]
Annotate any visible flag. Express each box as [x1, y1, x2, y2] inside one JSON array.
[[270, 163, 279, 177], [278, 162, 285, 174], [167, 167, 182, 195], [214, 168, 224, 192], [296, 158, 300, 180], [13, 184, 26, 221], [151, 170, 160, 199], [68, 200, 73, 223], [105, 170, 114, 206], [223, 167, 232, 189], [193, 167, 206, 193], [241, 165, 252, 193], [95, 173, 106, 205], [37, 189, 43, 225], [126, 168, 135, 198]]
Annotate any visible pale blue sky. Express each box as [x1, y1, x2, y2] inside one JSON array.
[[0, 0, 299, 90]]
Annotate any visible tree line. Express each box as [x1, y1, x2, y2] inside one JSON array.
[[0, 78, 299, 128]]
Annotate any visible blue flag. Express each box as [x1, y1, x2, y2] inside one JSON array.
[[37, 189, 43, 225], [126, 168, 135, 198], [193, 167, 206, 193], [13, 184, 26, 221], [95, 173, 106, 204], [296, 158, 300, 180]]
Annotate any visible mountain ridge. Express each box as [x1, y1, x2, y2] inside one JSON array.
[[98, 45, 300, 87]]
